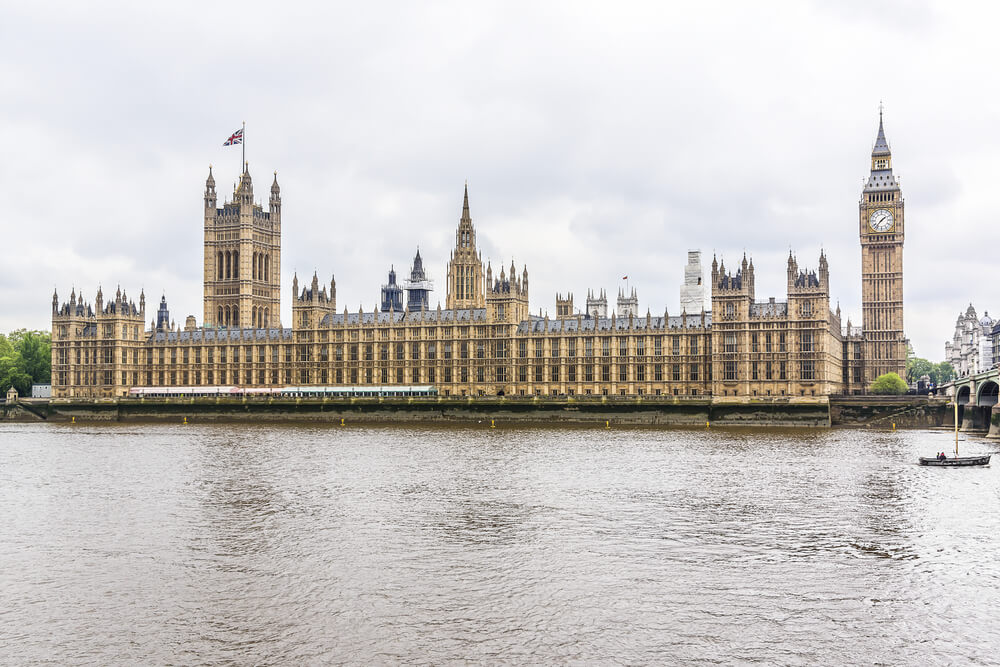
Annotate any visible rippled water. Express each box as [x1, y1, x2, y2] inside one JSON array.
[[1, 423, 999, 665]]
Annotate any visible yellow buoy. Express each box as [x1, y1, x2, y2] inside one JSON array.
[[490, 419, 496, 429], [605, 420, 610, 429], [183, 416, 188, 425], [706, 421, 710, 429], [71, 416, 76, 424], [340, 418, 345, 426]]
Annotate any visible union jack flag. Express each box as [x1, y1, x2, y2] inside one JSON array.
[[223, 128, 243, 146]]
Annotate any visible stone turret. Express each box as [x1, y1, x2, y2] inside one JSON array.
[[586, 289, 607, 319], [786, 251, 832, 321], [292, 271, 336, 330], [556, 292, 574, 318], [270, 171, 281, 213], [486, 260, 529, 323], [616, 287, 638, 318]]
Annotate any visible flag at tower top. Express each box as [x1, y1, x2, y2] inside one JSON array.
[[223, 128, 243, 146]]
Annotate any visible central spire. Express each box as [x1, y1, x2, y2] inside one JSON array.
[[461, 182, 471, 223], [445, 182, 485, 310]]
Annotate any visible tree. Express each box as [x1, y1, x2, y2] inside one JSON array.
[[933, 362, 955, 384], [11, 330, 51, 384], [0, 334, 31, 396], [0, 330, 51, 397], [906, 356, 934, 384], [871, 372, 908, 395]]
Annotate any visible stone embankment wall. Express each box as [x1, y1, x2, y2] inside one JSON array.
[[3, 396, 826, 427], [1, 396, 949, 428], [828, 396, 951, 429]]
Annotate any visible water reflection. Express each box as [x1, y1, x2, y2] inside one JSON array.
[[0, 423, 999, 665]]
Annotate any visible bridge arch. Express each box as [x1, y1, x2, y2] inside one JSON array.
[[957, 385, 972, 405], [977, 380, 999, 407]]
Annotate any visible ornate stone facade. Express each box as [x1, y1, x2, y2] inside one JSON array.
[[709, 252, 843, 398], [859, 113, 906, 383], [445, 185, 484, 310], [945, 304, 996, 377], [202, 165, 281, 329], [51, 115, 904, 400]]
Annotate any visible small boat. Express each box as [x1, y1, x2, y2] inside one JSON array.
[[918, 454, 991, 467], [920, 401, 991, 467]]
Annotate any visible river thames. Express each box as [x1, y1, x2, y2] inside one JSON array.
[[1, 423, 998, 665]]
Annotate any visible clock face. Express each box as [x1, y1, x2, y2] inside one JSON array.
[[869, 209, 894, 232]]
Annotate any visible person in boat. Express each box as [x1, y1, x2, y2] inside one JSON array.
[[938, 452, 947, 461]]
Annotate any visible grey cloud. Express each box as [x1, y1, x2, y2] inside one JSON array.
[[3, 1, 999, 361]]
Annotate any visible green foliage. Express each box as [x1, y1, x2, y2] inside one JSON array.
[[0, 329, 51, 397], [934, 362, 955, 384], [906, 357, 956, 386], [870, 372, 908, 395], [906, 357, 934, 384]]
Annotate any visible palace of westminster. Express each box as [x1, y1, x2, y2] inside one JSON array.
[[50, 115, 907, 399]]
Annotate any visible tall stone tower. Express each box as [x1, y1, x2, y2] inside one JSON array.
[[445, 184, 485, 310], [680, 250, 705, 313], [616, 287, 638, 318], [555, 293, 574, 318], [203, 165, 282, 329], [586, 289, 608, 318], [859, 112, 905, 383]]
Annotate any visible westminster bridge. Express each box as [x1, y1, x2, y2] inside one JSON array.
[[942, 368, 1000, 437]]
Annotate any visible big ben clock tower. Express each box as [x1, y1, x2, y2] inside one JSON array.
[[859, 110, 906, 384]]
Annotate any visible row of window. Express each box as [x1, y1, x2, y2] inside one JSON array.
[[723, 360, 814, 381], [61, 359, 825, 391]]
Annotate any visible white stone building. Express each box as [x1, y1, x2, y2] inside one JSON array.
[[945, 304, 996, 377]]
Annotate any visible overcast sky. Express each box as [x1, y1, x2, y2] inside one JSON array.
[[2, 1, 997, 359]]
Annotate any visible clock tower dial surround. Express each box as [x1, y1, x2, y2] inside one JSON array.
[[859, 112, 906, 385]]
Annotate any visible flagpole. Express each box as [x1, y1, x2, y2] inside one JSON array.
[[242, 121, 246, 171]]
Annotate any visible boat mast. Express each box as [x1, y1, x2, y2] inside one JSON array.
[[955, 400, 959, 456]]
